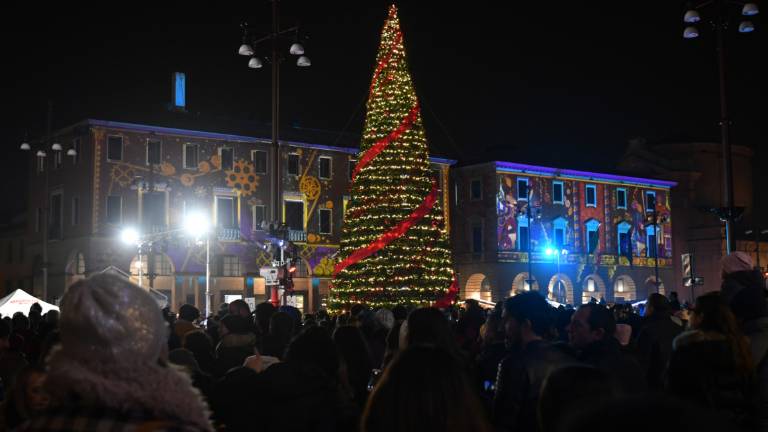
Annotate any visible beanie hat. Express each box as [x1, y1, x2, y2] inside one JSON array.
[[721, 251, 754, 275], [57, 273, 166, 364]]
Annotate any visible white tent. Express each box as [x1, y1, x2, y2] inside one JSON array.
[[0, 289, 59, 317]]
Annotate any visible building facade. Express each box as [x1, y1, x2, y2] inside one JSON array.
[[24, 119, 453, 313], [453, 161, 676, 305]]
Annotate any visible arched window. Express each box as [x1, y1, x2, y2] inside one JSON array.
[[617, 221, 631, 257], [585, 219, 600, 254], [553, 217, 567, 248]]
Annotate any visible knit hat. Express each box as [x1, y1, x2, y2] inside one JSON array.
[[721, 251, 754, 275], [58, 273, 167, 363]]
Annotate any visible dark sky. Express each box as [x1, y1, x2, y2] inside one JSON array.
[[2, 1, 766, 223]]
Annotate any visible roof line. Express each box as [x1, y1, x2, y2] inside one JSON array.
[[495, 161, 677, 188]]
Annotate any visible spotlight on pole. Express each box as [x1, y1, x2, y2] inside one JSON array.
[[184, 211, 211, 239], [120, 227, 140, 246]]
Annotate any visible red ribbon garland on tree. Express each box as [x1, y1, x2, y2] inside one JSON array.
[[333, 180, 439, 278], [351, 104, 420, 182]]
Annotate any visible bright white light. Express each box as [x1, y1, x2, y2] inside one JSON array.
[[184, 211, 211, 238], [248, 57, 263, 69], [545, 247, 554, 256], [683, 26, 699, 39], [51, 143, 62, 151], [684, 10, 700, 23], [297, 56, 311, 67], [561, 249, 569, 255], [67, 149, 77, 156], [20, 142, 31, 151], [289, 42, 305, 55], [121, 227, 140, 245], [743, 3, 759, 16], [739, 21, 755, 33], [239, 44, 254, 56]]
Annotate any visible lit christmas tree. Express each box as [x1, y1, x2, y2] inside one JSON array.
[[329, 4, 456, 312]]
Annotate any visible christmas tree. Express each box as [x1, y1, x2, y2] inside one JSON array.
[[329, 4, 455, 312]]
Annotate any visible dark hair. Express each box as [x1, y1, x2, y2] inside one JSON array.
[[229, 299, 251, 316], [178, 304, 200, 322], [382, 321, 403, 369], [11, 314, 29, 331], [255, 301, 277, 332], [333, 325, 373, 403], [503, 291, 553, 337], [183, 329, 213, 354], [285, 326, 339, 379], [647, 293, 671, 315], [693, 292, 754, 376], [0, 319, 10, 339], [579, 304, 616, 338], [392, 305, 408, 322], [361, 346, 492, 432], [538, 365, 617, 432], [405, 307, 458, 354]]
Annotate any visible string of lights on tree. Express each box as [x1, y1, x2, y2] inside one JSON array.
[[329, 4, 456, 313]]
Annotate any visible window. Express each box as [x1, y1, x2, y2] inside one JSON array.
[[587, 278, 596, 292], [49, 192, 63, 240], [616, 279, 625, 293], [142, 192, 166, 228], [220, 255, 241, 277], [71, 197, 79, 226], [585, 184, 597, 207], [552, 181, 564, 204], [216, 196, 237, 228], [517, 215, 529, 251], [646, 225, 658, 258], [645, 191, 657, 213], [319, 208, 332, 234], [288, 153, 300, 176], [220, 147, 234, 171], [253, 205, 266, 230], [585, 219, 600, 253], [107, 136, 123, 162], [517, 178, 529, 201], [147, 139, 162, 165], [184, 144, 199, 169], [72, 138, 81, 165], [251, 150, 267, 174], [617, 221, 632, 257], [106, 195, 122, 224], [319, 156, 332, 179], [472, 223, 483, 253], [470, 179, 482, 200], [285, 201, 304, 231], [553, 217, 567, 247], [616, 188, 627, 209], [37, 156, 45, 173], [348, 160, 356, 181]]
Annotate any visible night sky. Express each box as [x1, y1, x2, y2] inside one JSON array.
[[2, 1, 766, 224]]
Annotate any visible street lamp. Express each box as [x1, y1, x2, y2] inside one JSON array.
[[681, 0, 759, 254], [20, 101, 77, 301], [185, 211, 212, 318], [120, 227, 145, 288], [237, 1, 311, 229], [546, 246, 568, 303]]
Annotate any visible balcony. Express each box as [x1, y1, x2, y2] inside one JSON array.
[[217, 227, 241, 241], [288, 229, 307, 243]]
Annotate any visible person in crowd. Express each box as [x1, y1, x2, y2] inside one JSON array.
[[567, 303, 646, 394], [669, 291, 682, 311], [169, 348, 214, 403], [0, 319, 27, 398], [537, 365, 617, 432], [11, 314, 39, 365], [381, 321, 403, 370], [20, 273, 212, 431], [636, 292, 683, 390], [214, 314, 257, 378], [261, 311, 295, 360], [391, 304, 408, 324], [255, 301, 277, 339], [399, 307, 462, 358], [475, 302, 508, 405], [361, 345, 492, 432], [367, 308, 393, 367], [720, 252, 768, 431], [667, 291, 757, 430], [0, 365, 49, 428], [456, 299, 486, 357], [493, 292, 574, 432], [175, 304, 200, 342], [228, 299, 252, 320], [183, 330, 217, 378], [333, 325, 373, 411], [212, 326, 353, 432]]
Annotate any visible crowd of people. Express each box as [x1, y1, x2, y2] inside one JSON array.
[[0, 250, 767, 431]]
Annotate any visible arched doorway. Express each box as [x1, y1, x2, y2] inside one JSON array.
[[464, 273, 492, 302], [645, 276, 665, 296], [511, 272, 539, 296], [581, 273, 606, 304], [613, 275, 637, 302], [546, 273, 574, 304]]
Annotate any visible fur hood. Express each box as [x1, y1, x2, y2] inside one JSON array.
[[45, 345, 213, 431]]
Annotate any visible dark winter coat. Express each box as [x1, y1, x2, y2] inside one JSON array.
[[667, 330, 756, 431], [743, 317, 768, 432], [636, 312, 684, 390], [493, 340, 576, 432], [214, 333, 257, 378], [578, 337, 647, 395]]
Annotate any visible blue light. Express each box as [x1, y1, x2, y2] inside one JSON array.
[[279, 240, 284, 247], [545, 247, 554, 256], [174, 72, 186, 108]]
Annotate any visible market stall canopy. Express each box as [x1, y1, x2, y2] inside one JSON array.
[[0, 289, 59, 317]]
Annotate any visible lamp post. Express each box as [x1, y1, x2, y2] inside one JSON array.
[[20, 101, 77, 301], [184, 212, 212, 318], [238, 0, 311, 227], [545, 246, 569, 303], [682, 1, 760, 254], [646, 196, 669, 294]]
